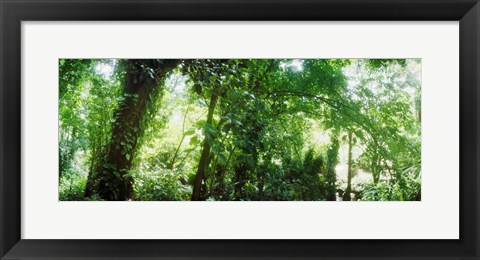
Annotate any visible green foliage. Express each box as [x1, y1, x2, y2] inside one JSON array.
[[357, 174, 421, 201], [133, 169, 191, 201], [59, 170, 87, 201], [59, 58, 421, 201], [365, 59, 407, 70]]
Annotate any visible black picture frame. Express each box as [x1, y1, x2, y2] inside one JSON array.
[[1, 0, 479, 259]]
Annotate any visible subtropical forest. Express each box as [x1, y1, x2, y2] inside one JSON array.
[[59, 59, 421, 201]]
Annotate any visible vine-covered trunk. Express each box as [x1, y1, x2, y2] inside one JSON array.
[[85, 59, 180, 201], [191, 92, 218, 201]]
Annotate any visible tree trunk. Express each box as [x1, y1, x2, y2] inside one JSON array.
[[325, 133, 339, 201], [191, 92, 218, 201], [372, 155, 380, 184], [85, 59, 180, 201], [343, 132, 353, 201]]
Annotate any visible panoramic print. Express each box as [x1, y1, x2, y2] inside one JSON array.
[[59, 59, 421, 201]]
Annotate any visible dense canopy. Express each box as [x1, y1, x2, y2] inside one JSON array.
[[59, 58, 421, 201]]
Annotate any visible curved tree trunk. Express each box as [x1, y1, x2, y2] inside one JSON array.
[[191, 92, 218, 201]]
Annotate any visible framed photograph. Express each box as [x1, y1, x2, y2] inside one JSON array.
[[1, 0, 479, 259]]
